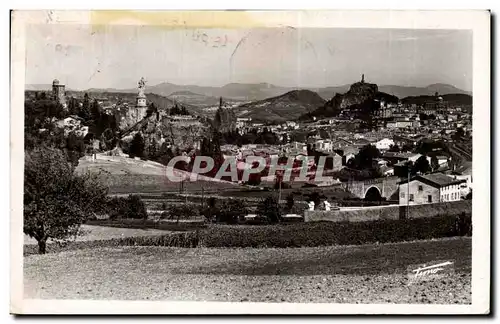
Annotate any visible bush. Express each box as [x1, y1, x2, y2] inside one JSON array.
[[24, 231, 202, 255], [217, 199, 248, 224], [163, 203, 200, 220], [257, 196, 281, 223], [285, 193, 295, 212], [126, 195, 148, 219], [26, 213, 472, 255], [201, 213, 472, 248], [107, 194, 147, 220]]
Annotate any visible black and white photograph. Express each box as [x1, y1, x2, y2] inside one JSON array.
[[10, 9, 490, 314]]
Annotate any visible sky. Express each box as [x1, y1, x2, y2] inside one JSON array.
[[24, 24, 473, 91]]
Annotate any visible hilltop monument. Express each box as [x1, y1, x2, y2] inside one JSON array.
[[119, 77, 149, 129], [135, 77, 147, 114]]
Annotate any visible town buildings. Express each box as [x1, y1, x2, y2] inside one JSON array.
[[398, 173, 466, 205]]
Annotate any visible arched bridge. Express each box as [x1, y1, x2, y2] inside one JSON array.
[[343, 176, 400, 200]]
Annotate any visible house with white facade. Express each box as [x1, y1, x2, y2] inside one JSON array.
[[398, 173, 466, 205], [375, 138, 395, 151]]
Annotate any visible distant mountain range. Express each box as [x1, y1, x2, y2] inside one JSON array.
[[25, 82, 471, 102], [167, 91, 227, 107]]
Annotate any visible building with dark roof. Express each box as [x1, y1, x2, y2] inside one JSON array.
[[398, 173, 466, 205]]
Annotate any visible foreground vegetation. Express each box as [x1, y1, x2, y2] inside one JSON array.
[[24, 213, 471, 255]]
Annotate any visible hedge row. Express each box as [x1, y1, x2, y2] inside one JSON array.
[[25, 213, 471, 255], [86, 219, 206, 231], [24, 231, 200, 256], [200, 213, 471, 248]]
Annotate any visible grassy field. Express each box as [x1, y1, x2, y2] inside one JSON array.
[[76, 154, 240, 194], [24, 237, 471, 303]]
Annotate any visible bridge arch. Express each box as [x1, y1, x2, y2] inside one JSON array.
[[364, 185, 382, 201]]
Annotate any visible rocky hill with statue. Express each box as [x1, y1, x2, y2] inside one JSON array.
[[109, 78, 225, 156], [301, 75, 399, 120]]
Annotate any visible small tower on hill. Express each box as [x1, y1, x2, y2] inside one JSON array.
[[361, 74, 365, 83], [52, 79, 67, 108]]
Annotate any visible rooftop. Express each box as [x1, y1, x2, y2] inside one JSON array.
[[419, 173, 465, 187], [399, 173, 466, 188], [382, 152, 420, 159]]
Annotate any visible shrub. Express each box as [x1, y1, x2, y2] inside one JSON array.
[[107, 194, 147, 220], [25, 213, 472, 255], [288, 204, 306, 215], [201, 206, 218, 223], [201, 213, 472, 248], [285, 193, 295, 212], [257, 196, 281, 223], [126, 195, 148, 219], [306, 192, 324, 208], [164, 203, 201, 220], [129, 133, 145, 158], [217, 199, 248, 224]]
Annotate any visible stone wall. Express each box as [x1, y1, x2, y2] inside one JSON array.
[[304, 200, 472, 223]]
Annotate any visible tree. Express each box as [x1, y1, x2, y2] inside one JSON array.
[[90, 99, 102, 124], [285, 193, 295, 212], [202, 197, 218, 222], [129, 132, 145, 158], [453, 127, 465, 141], [401, 142, 415, 152], [66, 131, 86, 167], [107, 194, 148, 220], [419, 113, 428, 121], [67, 97, 79, 116], [307, 192, 322, 208], [147, 102, 158, 117], [78, 93, 92, 121], [413, 155, 431, 175], [125, 195, 148, 219], [354, 144, 381, 170], [217, 199, 248, 224], [164, 204, 200, 223], [257, 196, 281, 223], [158, 142, 175, 166], [24, 147, 108, 254], [431, 156, 440, 171], [388, 144, 400, 152]]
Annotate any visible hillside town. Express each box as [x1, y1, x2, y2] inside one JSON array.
[[19, 15, 484, 308], [26, 74, 472, 210]]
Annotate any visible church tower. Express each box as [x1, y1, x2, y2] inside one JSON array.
[[52, 79, 67, 108]]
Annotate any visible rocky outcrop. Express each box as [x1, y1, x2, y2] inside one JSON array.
[[119, 112, 211, 156], [302, 79, 398, 120], [214, 105, 237, 133], [339, 81, 378, 110]]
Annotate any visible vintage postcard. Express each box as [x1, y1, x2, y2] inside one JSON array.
[[10, 10, 490, 314]]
